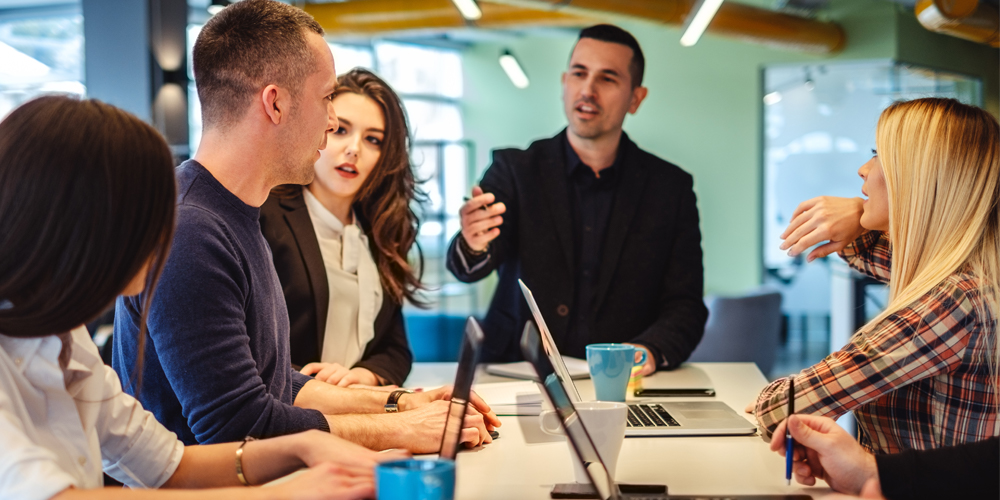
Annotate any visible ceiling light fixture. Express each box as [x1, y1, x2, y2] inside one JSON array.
[[680, 0, 724, 47], [451, 0, 483, 21], [499, 50, 529, 89], [208, 0, 229, 16]]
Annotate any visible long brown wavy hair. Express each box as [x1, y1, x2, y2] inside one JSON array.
[[274, 68, 425, 305]]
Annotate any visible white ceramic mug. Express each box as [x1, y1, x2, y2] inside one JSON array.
[[539, 401, 628, 483]]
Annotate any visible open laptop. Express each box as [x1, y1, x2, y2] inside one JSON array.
[[519, 280, 756, 437], [521, 325, 811, 500], [439, 316, 485, 459]]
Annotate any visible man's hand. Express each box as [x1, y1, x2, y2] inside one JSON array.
[[769, 415, 880, 496], [624, 343, 656, 376], [399, 385, 503, 429], [780, 196, 865, 262], [301, 363, 380, 387], [393, 399, 494, 453], [460, 186, 506, 252]]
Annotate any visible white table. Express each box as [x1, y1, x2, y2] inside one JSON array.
[[405, 362, 831, 499]]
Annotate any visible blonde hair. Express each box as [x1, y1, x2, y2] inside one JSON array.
[[867, 98, 1000, 410]]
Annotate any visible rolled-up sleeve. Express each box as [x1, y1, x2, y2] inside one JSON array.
[[96, 365, 183, 489]]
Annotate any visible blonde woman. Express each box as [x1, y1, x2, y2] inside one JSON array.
[[750, 98, 999, 454]]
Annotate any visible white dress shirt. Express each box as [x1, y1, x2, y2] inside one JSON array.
[[0, 326, 184, 500], [303, 188, 384, 368]]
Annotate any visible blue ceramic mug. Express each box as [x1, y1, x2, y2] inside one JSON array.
[[586, 344, 646, 402], [375, 458, 455, 500]]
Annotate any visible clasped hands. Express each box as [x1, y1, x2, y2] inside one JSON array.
[[302, 362, 501, 453]]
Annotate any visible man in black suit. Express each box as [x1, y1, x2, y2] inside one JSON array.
[[447, 24, 707, 374]]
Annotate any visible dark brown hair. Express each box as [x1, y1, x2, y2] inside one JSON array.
[[274, 68, 426, 305], [0, 96, 176, 348], [193, 0, 323, 130], [578, 24, 645, 88]]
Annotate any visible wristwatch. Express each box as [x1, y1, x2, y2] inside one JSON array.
[[384, 389, 414, 413]]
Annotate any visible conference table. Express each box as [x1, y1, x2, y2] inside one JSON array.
[[404, 362, 832, 499]]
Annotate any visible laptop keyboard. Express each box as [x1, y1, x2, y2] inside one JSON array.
[[626, 404, 680, 428]]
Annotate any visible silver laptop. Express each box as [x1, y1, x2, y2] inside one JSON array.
[[518, 280, 756, 437], [522, 323, 811, 500], [439, 317, 486, 458]]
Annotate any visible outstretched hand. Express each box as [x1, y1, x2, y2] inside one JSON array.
[[780, 196, 865, 262], [460, 186, 506, 252]]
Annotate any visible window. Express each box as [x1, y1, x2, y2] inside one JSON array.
[[0, 13, 84, 118]]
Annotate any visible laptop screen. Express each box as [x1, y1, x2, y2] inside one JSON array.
[[439, 317, 484, 460], [518, 279, 583, 402], [520, 320, 619, 500]]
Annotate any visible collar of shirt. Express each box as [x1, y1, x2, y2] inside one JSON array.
[[302, 187, 354, 240], [563, 132, 626, 183], [0, 331, 95, 393]]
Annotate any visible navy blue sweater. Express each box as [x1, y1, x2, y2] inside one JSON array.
[[113, 160, 329, 445]]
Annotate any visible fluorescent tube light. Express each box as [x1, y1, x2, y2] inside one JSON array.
[[763, 92, 782, 105], [680, 0, 724, 47], [451, 0, 483, 21], [208, 0, 228, 16], [499, 50, 529, 89]]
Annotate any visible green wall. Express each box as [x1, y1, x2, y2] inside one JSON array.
[[460, 0, 999, 297]]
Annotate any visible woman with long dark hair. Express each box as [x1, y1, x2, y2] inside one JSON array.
[[261, 68, 423, 387], [0, 96, 402, 499]]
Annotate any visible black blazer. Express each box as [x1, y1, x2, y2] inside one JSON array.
[[260, 190, 413, 385], [447, 130, 707, 366]]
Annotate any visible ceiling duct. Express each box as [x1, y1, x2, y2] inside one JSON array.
[[915, 0, 999, 47], [306, 0, 845, 54]]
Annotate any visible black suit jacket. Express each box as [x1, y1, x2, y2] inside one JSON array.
[[447, 130, 707, 366], [260, 190, 412, 385]]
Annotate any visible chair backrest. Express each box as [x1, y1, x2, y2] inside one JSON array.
[[688, 288, 783, 376]]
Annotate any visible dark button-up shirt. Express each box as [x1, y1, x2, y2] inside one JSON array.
[[564, 136, 621, 355]]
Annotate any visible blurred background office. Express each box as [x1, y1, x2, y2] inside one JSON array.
[[2, 0, 995, 379]]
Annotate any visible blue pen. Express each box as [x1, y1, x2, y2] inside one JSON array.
[[785, 376, 796, 485]]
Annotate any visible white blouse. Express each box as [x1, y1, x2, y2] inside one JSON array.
[[0, 326, 184, 500], [303, 188, 384, 368]]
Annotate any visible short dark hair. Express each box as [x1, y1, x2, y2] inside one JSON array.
[[193, 0, 324, 129], [578, 24, 645, 88], [0, 96, 176, 339]]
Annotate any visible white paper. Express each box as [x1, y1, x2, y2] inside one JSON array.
[[473, 380, 543, 416], [484, 356, 590, 380]]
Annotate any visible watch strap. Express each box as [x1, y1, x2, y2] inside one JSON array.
[[384, 389, 413, 413]]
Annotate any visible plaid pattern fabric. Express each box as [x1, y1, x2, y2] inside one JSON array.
[[754, 231, 998, 454]]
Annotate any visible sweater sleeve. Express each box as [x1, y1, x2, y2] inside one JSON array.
[[876, 437, 999, 500], [141, 206, 328, 443]]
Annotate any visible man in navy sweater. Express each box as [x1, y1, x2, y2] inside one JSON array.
[[113, 0, 497, 453]]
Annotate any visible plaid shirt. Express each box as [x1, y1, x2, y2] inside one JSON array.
[[754, 231, 998, 454]]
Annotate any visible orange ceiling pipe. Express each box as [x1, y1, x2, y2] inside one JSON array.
[[915, 0, 999, 47], [482, 0, 845, 53], [305, 0, 592, 37], [306, 0, 844, 54]]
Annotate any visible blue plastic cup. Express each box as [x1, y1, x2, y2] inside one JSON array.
[[375, 458, 455, 500], [586, 344, 646, 402]]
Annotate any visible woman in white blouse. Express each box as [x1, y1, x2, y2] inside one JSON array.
[[0, 96, 405, 500], [261, 69, 424, 387]]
